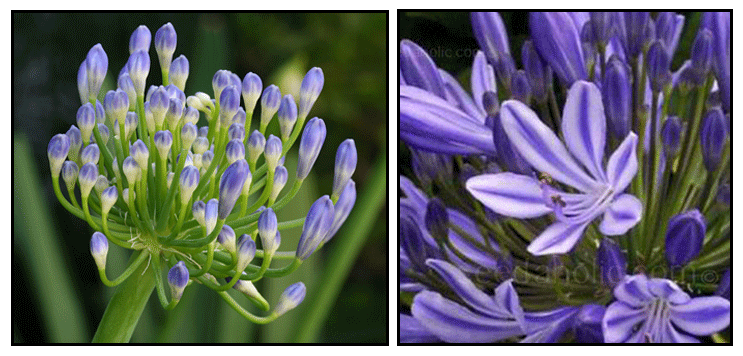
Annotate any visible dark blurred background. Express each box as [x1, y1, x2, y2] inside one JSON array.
[[13, 12, 387, 343]]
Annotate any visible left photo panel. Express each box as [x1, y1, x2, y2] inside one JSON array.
[[13, 11, 388, 344]]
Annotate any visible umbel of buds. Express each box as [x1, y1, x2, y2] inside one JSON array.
[[50, 22, 356, 326]]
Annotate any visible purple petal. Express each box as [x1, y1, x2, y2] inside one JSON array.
[[471, 51, 497, 115], [500, 100, 600, 193], [527, 221, 590, 255], [411, 290, 524, 343], [466, 173, 552, 219], [647, 278, 690, 305], [400, 39, 446, 98], [661, 321, 700, 343], [521, 307, 579, 343], [561, 81, 607, 181], [599, 193, 642, 235], [426, 259, 510, 319], [602, 301, 647, 343], [669, 296, 730, 336], [448, 209, 499, 270], [605, 132, 638, 192], [400, 176, 428, 209], [613, 274, 653, 307], [493, 279, 525, 329], [438, 69, 483, 120], [400, 314, 440, 343]]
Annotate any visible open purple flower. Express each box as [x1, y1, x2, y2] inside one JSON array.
[[466, 81, 642, 255], [603, 274, 730, 343], [410, 259, 525, 343]]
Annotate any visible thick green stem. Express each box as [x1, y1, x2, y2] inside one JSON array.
[[92, 251, 155, 343]]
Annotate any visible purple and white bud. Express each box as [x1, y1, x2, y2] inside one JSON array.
[[219, 160, 249, 219], [192, 136, 209, 155], [153, 130, 173, 161], [232, 107, 247, 126], [192, 200, 206, 227], [270, 166, 288, 203], [510, 70, 531, 104], [529, 12, 586, 86], [183, 106, 199, 125], [165, 98, 184, 130], [179, 123, 197, 152], [48, 134, 71, 178], [471, 12, 516, 89], [647, 40, 671, 92], [94, 175, 109, 197], [155, 22, 177, 74], [90, 232, 109, 270], [296, 117, 326, 180], [260, 85, 282, 130], [700, 108, 728, 172], [117, 73, 137, 111], [105, 89, 130, 128], [198, 126, 209, 138], [325, 180, 355, 242], [298, 67, 324, 120], [167, 260, 189, 301], [129, 139, 150, 171], [81, 143, 100, 166], [129, 25, 151, 54], [258, 208, 279, 255], [332, 139, 357, 199], [521, 40, 552, 103], [95, 124, 110, 146], [666, 209, 706, 268], [296, 195, 335, 260], [225, 139, 245, 164], [127, 50, 150, 98], [274, 282, 306, 316], [264, 135, 282, 172], [624, 12, 653, 58], [149, 87, 169, 128], [247, 130, 266, 167], [219, 85, 241, 125], [101, 186, 118, 215], [277, 94, 298, 140], [77, 103, 96, 145], [661, 116, 683, 159], [143, 102, 155, 133], [84, 44, 108, 101], [65, 126, 82, 163], [122, 156, 141, 184], [228, 123, 246, 142], [179, 165, 200, 205], [654, 12, 685, 58], [77, 61, 89, 105], [217, 225, 237, 255], [78, 162, 99, 198], [169, 55, 189, 91], [212, 70, 233, 103], [61, 161, 79, 190], [204, 199, 219, 235], [690, 28, 713, 84], [122, 188, 133, 205], [229, 278, 267, 306], [202, 150, 214, 171], [602, 56, 633, 140], [235, 234, 257, 272], [597, 238, 627, 288], [241, 72, 263, 114], [124, 112, 138, 140]]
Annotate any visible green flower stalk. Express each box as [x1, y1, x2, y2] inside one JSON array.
[[48, 22, 356, 342]]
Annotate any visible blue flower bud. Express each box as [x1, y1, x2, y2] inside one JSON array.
[[241, 72, 263, 114], [654, 12, 685, 57], [178, 165, 200, 205], [228, 123, 246, 142], [84, 44, 108, 100], [219, 85, 240, 125], [298, 67, 324, 120], [155, 22, 177, 72], [510, 70, 531, 104], [167, 261, 189, 301], [65, 125, 82, 163], [169, 55, 189, 91], [122, 188, 133, 205], [690, 29, 713, 83], [202, 150, 214, 171], [602, 56, 632, 140], [153, 130, 173, 161], [332, 139, 357, 199], [164, 98, 182, 131], [127, 50, 150, 98], [491, 112, 531, 175], [129, 25, 151, 54], [219, 160, 249, 219], [94, 123, 110, 146], [182, 107, 199, 126], [274, 282, 306, 316], [78, 162, 99, 198], [198, 126, 209, 138], [597, 238, 627, 287], [700, 108, 728, 172], [212, 69, 233, 103], [204, 198, 219, 235], [247, 130, 266, 167], [260, 85, 282, 130], [270, 165, 288, 203], [225, 139, 246, 164], [257, 208, 279, 253], [61, 161, 79, 190], [424, 198, 448, 241], [192, 136, 209, 155], [175, 124, 195, 153], [264, 135, 282, 172], [76, 103, 96, 145], [122, 156, 141, 184], [149, 87, 170, 128], [90, 231, 109, 270], [410, 149, 454, 189], [127, 140, 148, 172], [217, 224, 237, 255], [624, 12, 653, 58], [48, 134, 71, 178], [277, 94, 298, 140], [81, 143, 100, 166], [399, 40, 445, 97], [228, 278, 268, 306], [124, 112, 138, 140], [236, 234, 257, 272], [296, 196, 334, 260], [296, 117, 326, 180], [98, 186, 117, 215], [471, 12, 513, 88], [232, 107, 247, 127], [646, 40, 671, 92], [715, 269, 730, 300], [661, 116, 682, 159], [529, 12, 586, 86], [116, 73, 137, 111], [521, 40, 552, 103], [77, 61, 89, 104], [665, 209, 706, 268], [192, 200, 206, 227], [587, 12, 618, 45], [325, 180, 355, 242]]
